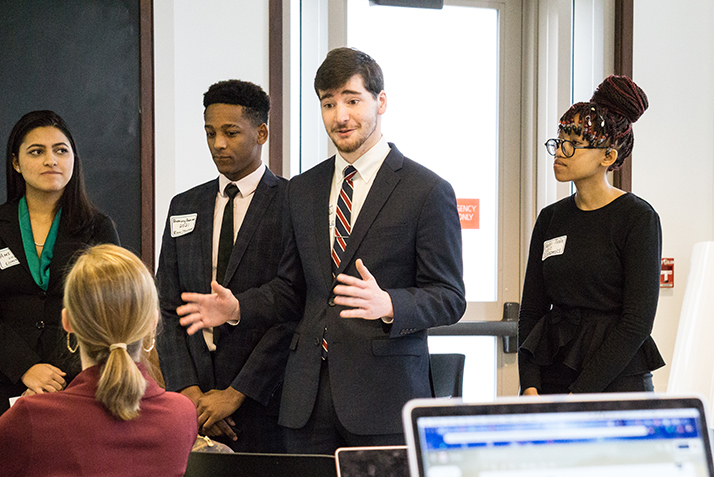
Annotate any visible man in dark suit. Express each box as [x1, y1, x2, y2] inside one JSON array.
[[178, 48, 465, 454], [156, 80, 292, 452]]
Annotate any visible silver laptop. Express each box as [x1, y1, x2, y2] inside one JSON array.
[[403, 394, 714, 477]]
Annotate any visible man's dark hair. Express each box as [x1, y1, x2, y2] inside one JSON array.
[[314, 47, 384, 99], [203, 80, 270, 126]]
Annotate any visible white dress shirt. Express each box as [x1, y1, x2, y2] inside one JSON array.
[[329, 136, 391, 250], [203, 163, 266, 351]]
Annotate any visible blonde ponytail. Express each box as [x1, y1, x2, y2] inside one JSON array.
[[95, 344, 147, 420], [63, 245, 158, 420]]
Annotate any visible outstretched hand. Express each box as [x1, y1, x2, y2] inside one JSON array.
[[333, 259, 394, 320], [178, 281, 240, 335]]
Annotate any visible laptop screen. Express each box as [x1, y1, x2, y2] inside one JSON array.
[[335, 445, 409, 477], [404, 395, 714, 477]]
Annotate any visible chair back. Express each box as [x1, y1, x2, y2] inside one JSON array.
[[430, 353, 465, 398]]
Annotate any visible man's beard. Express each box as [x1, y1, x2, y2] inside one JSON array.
[[331, 121, 377, 154]]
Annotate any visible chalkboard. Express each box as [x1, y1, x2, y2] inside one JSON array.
[[0, 0, 143, 254]]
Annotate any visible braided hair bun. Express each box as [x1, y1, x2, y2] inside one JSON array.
[[558, 75, 649, 170], [591, 75, 648, 124]]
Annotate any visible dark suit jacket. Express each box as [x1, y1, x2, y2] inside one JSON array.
[[0, 200, 119, 414], [239, 144, 466, 435], [0, 363, 197, 477], [156, 168, 294, 450]]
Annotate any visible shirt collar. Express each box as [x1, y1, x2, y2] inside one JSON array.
[[335, 136, 390, 182], [218, 163, 266, 197]]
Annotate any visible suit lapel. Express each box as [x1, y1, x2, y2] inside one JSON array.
[[186, 181, 219, 380], [222, 169, 279, 285], [311, 159, 336, 291], [47, 216, 89, 290], [197, 180, 219, 291], [332, 146, 403, 282]]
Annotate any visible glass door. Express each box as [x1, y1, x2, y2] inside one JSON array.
[[338, 0, 523, 324]]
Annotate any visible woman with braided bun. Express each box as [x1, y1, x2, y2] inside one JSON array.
[[0, 245, 198, 476], [518, 75, 665, 395]]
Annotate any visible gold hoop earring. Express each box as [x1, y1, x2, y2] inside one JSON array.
[[66, 332, 78, 353], [144, 337, 155, 353]]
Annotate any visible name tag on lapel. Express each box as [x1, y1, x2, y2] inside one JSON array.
[[0, 247, 20, 270], [170, 213, 198, 237]]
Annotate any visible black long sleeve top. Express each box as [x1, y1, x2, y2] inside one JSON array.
[[518, 193, 665, 393]]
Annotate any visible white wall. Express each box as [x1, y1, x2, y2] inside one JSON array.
[[633, 0, 714, 391], [154, 0, 270, 266]]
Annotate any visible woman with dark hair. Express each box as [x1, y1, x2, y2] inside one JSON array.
[[0, 110, 119, 414], [518, 76, 665, 395], [0, 245, 197, 476]]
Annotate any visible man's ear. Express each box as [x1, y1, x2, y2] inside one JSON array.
[[377, 91, 387, 115], [61, 309, 73, 333], [257, 123, 269, 145]]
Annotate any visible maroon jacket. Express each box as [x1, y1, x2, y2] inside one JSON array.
[[0, 363, 198, 476]]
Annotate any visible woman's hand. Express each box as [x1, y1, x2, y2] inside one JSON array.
[[522, 387, 539, 396], [20, 363, 66, 394]]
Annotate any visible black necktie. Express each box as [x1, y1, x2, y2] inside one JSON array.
[[216, 183, 239, 284], [323, 166, 357, 361]]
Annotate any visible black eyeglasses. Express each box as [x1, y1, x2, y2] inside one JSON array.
[[545, 138, 609, 158]]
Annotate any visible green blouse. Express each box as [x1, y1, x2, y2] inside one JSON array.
[[18, 197, 62, 291]]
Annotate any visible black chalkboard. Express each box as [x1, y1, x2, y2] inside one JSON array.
[[0, 0, 142, 253]]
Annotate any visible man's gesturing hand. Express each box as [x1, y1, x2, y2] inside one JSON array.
[[178, 281, 240, 335], [333, 259, 394, 321]]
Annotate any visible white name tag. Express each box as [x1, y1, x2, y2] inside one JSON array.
[[170, 213, 198, 238], [0, 247, 20, 270], [542, 235, 567, 261]]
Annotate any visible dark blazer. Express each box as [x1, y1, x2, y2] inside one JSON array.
[[0, 200, 119, 414], [156, 168, 294, 451], [0, 363, 197, 477], [239, 144, 466, 435]]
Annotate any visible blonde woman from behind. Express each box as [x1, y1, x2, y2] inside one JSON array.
[[0, 244, 198, 476]]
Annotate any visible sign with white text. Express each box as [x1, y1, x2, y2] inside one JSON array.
[[457, 199, 480, 229]]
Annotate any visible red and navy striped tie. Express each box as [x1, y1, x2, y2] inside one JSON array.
[[331, 165, 357, 274], [323, 165, 357, 360]]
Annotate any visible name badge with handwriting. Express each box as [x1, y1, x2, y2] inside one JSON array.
[[542, 235, 567, 261], [0, 247, 20, 270], [170, 213, 198, 238]]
